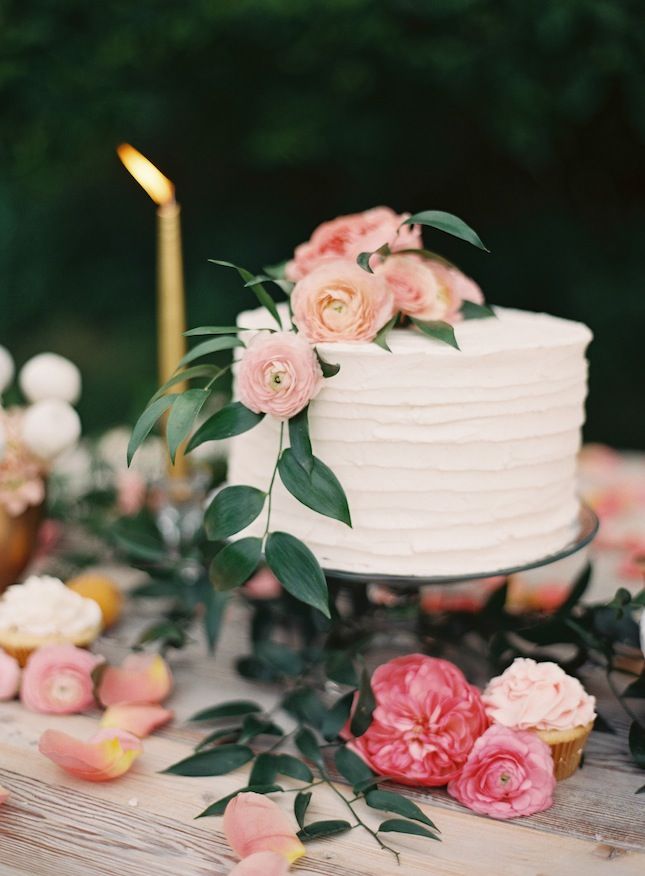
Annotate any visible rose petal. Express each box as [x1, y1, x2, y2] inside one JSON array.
[[223, 792, 305, 863], [101, 704, 173, 737], [229, 852, 290, 876], [0, 785, 9, 805], [98, 653, 172, 706], [38, 728, 142, 782]]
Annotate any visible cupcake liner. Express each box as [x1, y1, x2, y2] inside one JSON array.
[[542, 723, 593, 781], [1, 643, 37, 667]]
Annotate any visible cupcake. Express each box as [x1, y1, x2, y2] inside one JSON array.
[[482, 657, 596, 780], [0, 575, 102, 666]]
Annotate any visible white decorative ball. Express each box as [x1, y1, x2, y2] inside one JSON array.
[[19, 353, 81, 404], [22, 400, 81, 461], [0, 346, 14, 394]]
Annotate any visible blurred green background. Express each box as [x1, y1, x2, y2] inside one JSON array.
[[2, 0, 644, 446]]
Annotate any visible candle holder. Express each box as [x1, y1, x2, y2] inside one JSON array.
[[0, 501, 44, 593], [150, 469, 210, 552]]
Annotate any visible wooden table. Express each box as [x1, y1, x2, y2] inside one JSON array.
[[1, 560, 644, 876]]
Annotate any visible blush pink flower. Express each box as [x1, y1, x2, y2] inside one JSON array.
[[98, 653, 173, 707], [291, 259, 394, 343], [21, 644, 103, 714], [116, 469, 147, 516], [100, 704, 173, 738], [38, 727, 142, 782], [244, 568, 282, 600], [223, 792, 305, 864], [447, 724, 555, 819], [347, 654, 489, 787], [229, 852, 290, 876], [0, 648, 20, 700], [285, 206, 422, 282], [0, 407, 46, 516], [236, 331, 323, 420]]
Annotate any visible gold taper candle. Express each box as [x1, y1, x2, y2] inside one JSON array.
[[117, 143, 188, 478]]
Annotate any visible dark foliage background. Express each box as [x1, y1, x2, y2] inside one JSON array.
[[2, 0, 644, 446]]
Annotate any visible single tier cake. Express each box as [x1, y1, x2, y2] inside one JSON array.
[[227, 305, 592, 577]]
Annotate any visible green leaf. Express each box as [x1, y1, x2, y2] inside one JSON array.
[[325, 650, 359, 687], [265, 531, 330, 618], [334, 746, 374, 788], [373, 315, 398, 352], [278, 450, 351, 527], [294, 791, 312, 828], [189, 700, 263, 722], [187, 402, 264, 451], [460, 300, 496, 320], [410, 318, 460, 350], [276, 754, 314, 783], [255, 640, 305, 676], [148, 364, 220, 403], [204, 485, 266, 540], [403, 210, 489, 252], [111, 528, 166, 563], [298, 820, 352, 841], [366, 791, 439, 831], [356, 251, 374, 273], [628, 721, 645, 768], [166, 388, 210, 463], [196, 784, 283, 818], [288, 407, 313, 474], [352, 775, 384, 794], [623, 673, 645, 699], [195, 726, 242, 750], [184, 326, 249, 336], [203, 588, 228, 653], [350, 667, 376, 738], [177, 335, 243, 368], [163, 744, 253, 776], [127, 395, 176, 465], [378, 818, 440, 840], [283, 688, 327, 729], [295, 727, 323, 765], [239, 714, 284, 743], [249, 753, 279, 786], [636, 785, 645, 795], [322, 691, 355, 741], [315, 349, 341, 378], [210, 259, 282, 328], [209, 537, 263, 591]]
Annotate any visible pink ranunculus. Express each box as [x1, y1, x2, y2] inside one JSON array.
[[223, 792, 305, 864], [100, 703, 173, 738], [229, 852, 290, 876], [291, 258, 394, 344], [97, 653, 173, 707], [243, 567, 282, 600], [236, 331, 323, 420], [347, 654, 489, 787], [38, 727, 142, 782], [448, 724, 555, 819], [285, 206, 422, 282], [21, 644, 103, 714], [0, 648, 20, 701]]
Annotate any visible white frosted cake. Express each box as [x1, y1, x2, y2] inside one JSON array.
[[227, 305, 592, 577]]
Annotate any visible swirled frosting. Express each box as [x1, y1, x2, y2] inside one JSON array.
[[0, 575, 101, 637], [482, 657, 596, 731]]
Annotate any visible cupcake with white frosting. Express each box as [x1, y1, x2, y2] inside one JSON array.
[[0, 575, 102, 665], [482, 657, 596, 780]]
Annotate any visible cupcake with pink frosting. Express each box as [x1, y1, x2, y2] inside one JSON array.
[[482, 657, 596, 780]]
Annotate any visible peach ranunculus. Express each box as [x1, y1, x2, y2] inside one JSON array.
[[223, 792, 306, 864], [38, 727, 142, 782], [21, 644, 103, 714], [285, 206, 422, 282], [100, 703, 173, 738], [236, 331, 323, 420], [347, 654, 489, 787], [447, 724, 555, 819], [98, 652, 173, 707], [0, 648, 20, 700], [376, 253, 483, 322], [291, 259, 394, 343], [229, 852, 290, 876]]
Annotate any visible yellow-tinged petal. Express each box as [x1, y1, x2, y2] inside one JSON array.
[[223, 792, 305, 864], [38, 728, 142, 782], [98, 653, 172, 706], [100, 704, 173, 737]]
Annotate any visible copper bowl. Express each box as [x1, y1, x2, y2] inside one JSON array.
[[0, 502, 44, 593]]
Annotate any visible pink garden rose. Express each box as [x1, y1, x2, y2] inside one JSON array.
[[291, 259, 394, 343], [447, 724, 555, 819], [21, 644, 103, 714], [285, 206, 422, 281], [0, 648, 20, 700], [236, 331, 323, 420], [347, 654, 489, 787]]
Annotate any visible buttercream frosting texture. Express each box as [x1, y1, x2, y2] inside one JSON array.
[[0, 575, 101, 637]]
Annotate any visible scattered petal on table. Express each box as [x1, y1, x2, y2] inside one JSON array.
[[98, 653, 172, 706], [229, 851, 290, 876], [224, 792, 305, 864], [101, 703, 173, 737], [0, 785, 9, 805], [38, 728, 142, 781]]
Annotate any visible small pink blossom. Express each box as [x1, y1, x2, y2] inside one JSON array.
[[448, 724, 555, 819], [244, 567, 282, 600], [285, 206, 422, 281], [291, 258, 394, 343], [21, 644, 103, 714], [346, 654, 489, 787], [237, 331, 323, 420], [0, 648, 20, 700], [116, 469, 147, 516], [223, 792, 305, 863]]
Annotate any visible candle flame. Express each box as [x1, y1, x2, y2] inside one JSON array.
[[117, 143, 175, 205]]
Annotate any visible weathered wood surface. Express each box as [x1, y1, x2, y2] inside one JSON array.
[[1, 564, 644, 876]]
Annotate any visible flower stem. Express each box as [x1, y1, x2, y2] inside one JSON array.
[[263, 421, 285, 538]]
